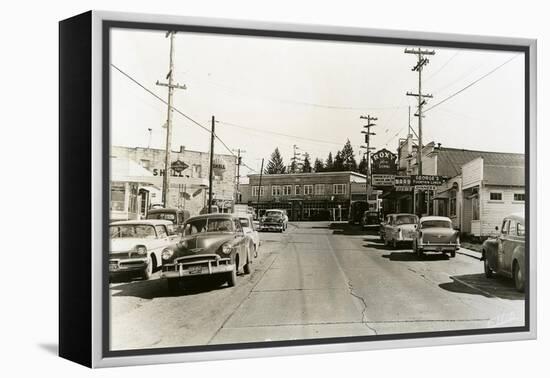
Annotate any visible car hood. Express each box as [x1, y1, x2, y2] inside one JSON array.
[[262, 216, 282, 223], [110, 238, 148, 253], [178, 233, 234, 255]]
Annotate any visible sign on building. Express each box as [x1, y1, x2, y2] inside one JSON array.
[[371, 149, 398, 175], [395, 176, 412, 191], [411, 175, 448, 186], [372, 174, 395, 187]]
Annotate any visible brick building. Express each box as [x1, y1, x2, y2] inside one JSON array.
[[239, 171, 367, 221], [110, 145, 237, 220]]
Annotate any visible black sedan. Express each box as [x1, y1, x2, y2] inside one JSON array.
[[160, 214, 254, 292]]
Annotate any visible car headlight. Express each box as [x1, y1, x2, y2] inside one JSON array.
[[221, 244, 232, 255], [278, 219, 283, 223], [135, 245, 147, 255], [161, 249, 174, 260]]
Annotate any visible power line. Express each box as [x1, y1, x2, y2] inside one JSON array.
[[424, 54, 520, 113], [424, 51, 460, 83]]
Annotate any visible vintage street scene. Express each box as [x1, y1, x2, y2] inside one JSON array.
[[108, 28, 526, 350]]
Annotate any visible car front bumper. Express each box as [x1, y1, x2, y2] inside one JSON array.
[[418, 243, 460, 252], [109, 257, 148, 274], [161, 255, 234, 279], [259, 223, 283, 231]]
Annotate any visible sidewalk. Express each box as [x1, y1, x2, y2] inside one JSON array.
[[458, 242, 483, 260]]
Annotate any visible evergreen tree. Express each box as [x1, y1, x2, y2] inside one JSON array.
[[313, 157, 324, 172], [301, 153, 312, 173], [341, 140, 358, 172], [358, 154, 368, 175], [289, 159, 298, 174], [325, 152, 334, 172], [333, 151, 345, 171], [265, 147, 286, 174]]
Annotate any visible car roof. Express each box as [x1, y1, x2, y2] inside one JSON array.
[[388, 213, 417, 217], [265, 209, 284, 212], [419, 216, 451, 222], [110, 219, 173, 226], [186, 213, 236, 222]]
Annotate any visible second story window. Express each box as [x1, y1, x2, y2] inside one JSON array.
[[304, 185, 313, 195], [333, 184, 347, 195], [315, 184, 325, 195], [295, 185, 301, 195], [272, 185, 282, 196], [252, 186, 264, 197], [282, 185, 292, 196]]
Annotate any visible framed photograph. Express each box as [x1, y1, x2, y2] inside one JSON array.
[[59, 10, 537, 368]]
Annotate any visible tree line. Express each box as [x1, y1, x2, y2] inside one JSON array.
[[264, 139, 368, 175]]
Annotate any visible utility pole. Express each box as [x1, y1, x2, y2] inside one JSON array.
[[147, 128, 152, 149], [208, 116, 216, 214], [360, 114, 377, 179], [233, 148, 246, 203], [405, 47, 435, 216], [257, 158, 264, 218], [156, 31, 187, 207]]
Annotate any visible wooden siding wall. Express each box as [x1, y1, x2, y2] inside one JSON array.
[[480, 187, 525, 236]]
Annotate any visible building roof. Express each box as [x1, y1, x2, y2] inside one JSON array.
[[111, 157, 154, 181], [434, 147, 524, 178], [484, 165, 525, 186], [248, 171, 366, 180]]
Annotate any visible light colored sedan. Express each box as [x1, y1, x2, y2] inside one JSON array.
[[383, 213, 419, 249], [412, 216, 460, 258]]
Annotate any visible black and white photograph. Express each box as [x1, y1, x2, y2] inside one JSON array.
[[106, 23, 529, 353]]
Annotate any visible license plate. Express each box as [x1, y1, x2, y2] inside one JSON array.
[[188, 265, 202, 274], [109, 262, 119, 271]]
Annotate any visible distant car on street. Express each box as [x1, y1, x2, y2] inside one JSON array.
[[109, 219, 176, 281], [361, 210, 381, 228], [259, 209, 288, 232], [146, 207, 190, 235], [160, 213, 254, 292], [412, 216, 460, 258], [382, 213, 419, 249], [238, 213, 260, 257], [482, 213, 525, 292]]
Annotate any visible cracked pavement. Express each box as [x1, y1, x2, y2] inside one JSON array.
[[109, 221, 525, 350]]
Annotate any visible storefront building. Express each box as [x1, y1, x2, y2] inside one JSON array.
[[239, 171, 367, 221], [110, 145, 237, 220]]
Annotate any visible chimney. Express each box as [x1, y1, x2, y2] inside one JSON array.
[[179, 145, 185, 153]]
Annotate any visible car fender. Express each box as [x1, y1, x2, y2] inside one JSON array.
[[511, 244, 525, 274]]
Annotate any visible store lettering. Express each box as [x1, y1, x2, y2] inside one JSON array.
[[153, 168, 188, 177]]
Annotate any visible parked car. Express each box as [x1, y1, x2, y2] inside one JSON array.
[[412, 216, 460, 258], [109, 219, 176, 280], [259, 209, 288, 232], [481, 213, 525, 292], [160, 214, 254, 292], [382, 213, 419, 249], [146, 207, 190, 235], [238, 213, 260, 257], [361, 210, 381, 228]]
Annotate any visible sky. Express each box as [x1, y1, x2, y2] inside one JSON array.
[[110, 27, 525, 177]]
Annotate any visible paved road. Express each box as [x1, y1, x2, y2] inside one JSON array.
[[109, 221, 525, 350]]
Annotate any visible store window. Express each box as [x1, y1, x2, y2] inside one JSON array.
[[304, 185, 313, 195], [272, 185, 282, 196], [110, 183, 125, 212], [333, 184, 346, 195], [252, 186, 264, 197], [283, 185, 292, 196], [490, 192, 503, 201], [514, 193, 525, 201]]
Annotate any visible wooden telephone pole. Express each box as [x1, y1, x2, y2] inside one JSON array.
[[360, 115, 377, 198], [208, 116, 216, 213], [405, 47, 435, 215], [156, 31, 186, 207]]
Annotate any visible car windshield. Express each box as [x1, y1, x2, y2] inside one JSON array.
[[239, 218, 250, 228], [395, 215, 418, 225], [265, 211, 282, 217], [420, 220, 452, 229], [184, 218, 234, 235], [147, 212, 176, 222], [110, 224, 157, 239]]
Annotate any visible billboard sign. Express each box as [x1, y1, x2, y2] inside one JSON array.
[[371, 148, 398, 175], [411, 175, 448, 186], [371, 174, 395, 187]]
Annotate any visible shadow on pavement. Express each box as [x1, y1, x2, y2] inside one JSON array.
[[111, 276, 229, 300], [382, 251, 450, 262], [329, 223, 378, 236], [439, 274, 524, 300]]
